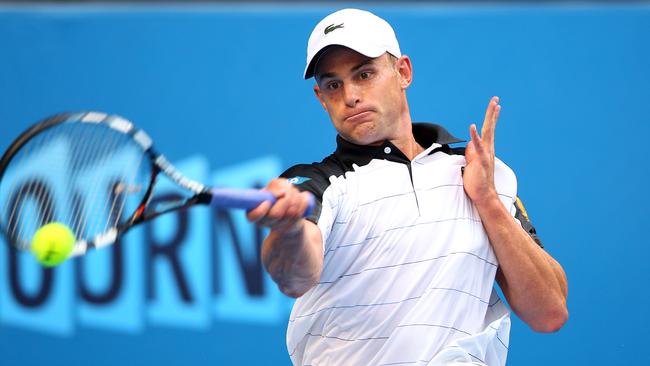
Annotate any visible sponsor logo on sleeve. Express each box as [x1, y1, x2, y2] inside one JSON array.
[[287, 176, 311, 185]]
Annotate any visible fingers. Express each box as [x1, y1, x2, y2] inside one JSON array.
[[247, 178, 310, 233], [469, 123, 483, 151], [246, 200, 273, 222], [246, 178, 287, 222], [481, 96, 500, 149], [267, 191, 302, 220], [466, 140, 476, 155]]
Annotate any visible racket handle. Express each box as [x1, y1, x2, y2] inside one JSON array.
[[209, 188, 315, 217]]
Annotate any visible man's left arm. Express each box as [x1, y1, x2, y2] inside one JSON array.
[[463, 96, 569, 332]]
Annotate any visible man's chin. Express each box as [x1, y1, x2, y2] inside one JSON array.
[[340, 125, 384, 146]]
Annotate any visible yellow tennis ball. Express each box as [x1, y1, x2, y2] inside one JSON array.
[[30, 222, 75, 267]]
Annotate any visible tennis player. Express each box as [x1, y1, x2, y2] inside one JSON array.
[[248, 8, 568, 366]]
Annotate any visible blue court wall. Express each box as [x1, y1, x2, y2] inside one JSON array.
[[0, 3, 649, 365]]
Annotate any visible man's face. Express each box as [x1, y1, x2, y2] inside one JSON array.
[[313, 47, 411, 146]]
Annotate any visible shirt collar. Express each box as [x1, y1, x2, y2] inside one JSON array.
[[334, 122, 465, 166], [411, 122, 465, 147]]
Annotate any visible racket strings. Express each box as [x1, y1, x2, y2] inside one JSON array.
[[67, 121, 111, 240], [2, 126, 45, 227], [67, 122, 148, 244], [66, 121, 100, 239], [30, 128, 63, 232], [3, 128, 41, 235], [5, 125, 70, 243], [111, 149, 147, 231], [69, 191, 88, 241], [16, 181, 46, 244], [36, 129, 63, 230], [5, 180, 55, 250], [7, 127, 61, 243], [101, 135, 147, 234], [71, 123, 126, 241]]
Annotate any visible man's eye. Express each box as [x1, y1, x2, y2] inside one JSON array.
[[327, 81, 341, 90], [359, 72, 371, 80]]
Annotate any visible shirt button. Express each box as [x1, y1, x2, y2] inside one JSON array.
[[384, 146, 392, 154]]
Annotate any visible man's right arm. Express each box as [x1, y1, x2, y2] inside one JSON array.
[[247, 178, 324, 298]]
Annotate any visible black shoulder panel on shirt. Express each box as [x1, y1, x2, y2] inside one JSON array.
[[448, 146, 467, 156]]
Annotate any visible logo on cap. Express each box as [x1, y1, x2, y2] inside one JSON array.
[[324, 23, 344, 35]]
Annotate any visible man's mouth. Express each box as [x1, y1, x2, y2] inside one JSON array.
[[345, 109, 374, 123]]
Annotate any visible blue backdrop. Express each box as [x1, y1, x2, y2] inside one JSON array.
[[0, 3, 648, 365]]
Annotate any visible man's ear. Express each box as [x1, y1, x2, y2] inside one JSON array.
[[395, 55, 413, 89], [313, 84, 328, 111]]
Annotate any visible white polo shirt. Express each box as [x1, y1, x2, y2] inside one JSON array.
[[282, 123, 539, 366]]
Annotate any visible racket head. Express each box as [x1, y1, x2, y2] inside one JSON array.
[[0, 112, 157, 256]]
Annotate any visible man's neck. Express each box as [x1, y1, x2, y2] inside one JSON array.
[[390, 110, 424, 161], [390, 135, 425, 161]]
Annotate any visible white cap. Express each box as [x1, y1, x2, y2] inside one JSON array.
[[304, 8, 402, 79]]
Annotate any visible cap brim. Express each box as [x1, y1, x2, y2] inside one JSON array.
[[304, 46, 333, 80], [304, 41, 388, 79]]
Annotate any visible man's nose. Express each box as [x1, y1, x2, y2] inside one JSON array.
[[342, 83, 361, 108]]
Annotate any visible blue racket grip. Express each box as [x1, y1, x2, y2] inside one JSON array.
[[209, 188, 315, 218]]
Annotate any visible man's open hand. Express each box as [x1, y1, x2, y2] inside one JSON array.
[[463, 96, 501, 207]]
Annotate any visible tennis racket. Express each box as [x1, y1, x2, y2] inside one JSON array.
[[0, 111, 314, 258]]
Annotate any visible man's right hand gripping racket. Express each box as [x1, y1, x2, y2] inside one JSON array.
[[0, 112, 314, 265]]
